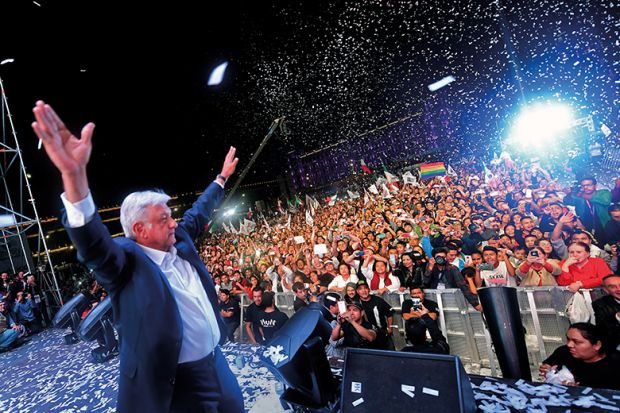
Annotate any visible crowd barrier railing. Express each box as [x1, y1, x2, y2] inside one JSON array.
[[238, 287, 606, 378]]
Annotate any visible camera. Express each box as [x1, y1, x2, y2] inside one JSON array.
[[434, 256, 447, 266], [530, 249, 539, 257], [412, 297, 421, 309]]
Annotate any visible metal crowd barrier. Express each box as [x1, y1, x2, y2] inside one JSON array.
[[237, 287, 606, 378]]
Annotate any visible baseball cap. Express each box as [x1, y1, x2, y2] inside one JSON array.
[[347, 301, 364, 311], [356, 279, 369, 289]]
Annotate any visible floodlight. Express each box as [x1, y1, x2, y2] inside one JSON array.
[[508, 102, 573, 149]]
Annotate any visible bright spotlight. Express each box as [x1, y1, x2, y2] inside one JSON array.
[[223, 207, 236, 217], [508, 103, 573, 150]]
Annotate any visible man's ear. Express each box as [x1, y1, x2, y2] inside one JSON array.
[[133, 222, 145, 239]]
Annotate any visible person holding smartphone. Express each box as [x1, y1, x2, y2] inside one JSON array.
[[517, 247, 561, 286], [331, 301, 376, 349]]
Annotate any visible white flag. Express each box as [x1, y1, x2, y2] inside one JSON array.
[[222, 222, 230, 233], [402, 171, 417, 185], [347, 190, 360, 199], [364, 190, 370, 205], [384, 170, 398, 183], [446, 164, 457, 177], [305, 209, 314, 226], [368, 184, 379, 195], [381, 184, 393, 199]]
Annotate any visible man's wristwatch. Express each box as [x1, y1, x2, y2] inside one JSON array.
[[216, 174, 228, 183]]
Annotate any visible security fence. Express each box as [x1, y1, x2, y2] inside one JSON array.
[[238, 287, 606, 378]]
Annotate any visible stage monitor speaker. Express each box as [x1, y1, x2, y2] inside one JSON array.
[[341, 349, 475, 413]]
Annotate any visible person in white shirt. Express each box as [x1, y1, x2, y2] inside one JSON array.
[[328, 263, 359, 292], [475, 246, 518, 287], [31, 101, 243, 413]]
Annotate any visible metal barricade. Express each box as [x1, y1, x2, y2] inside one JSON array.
[[236, 287, 604, 378]]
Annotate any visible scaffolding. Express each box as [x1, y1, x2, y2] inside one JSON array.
[[0, 76, 62, 308]]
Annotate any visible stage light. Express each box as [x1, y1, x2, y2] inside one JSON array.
[[223, 207, 236, 217], [507, 102, 573, 150], [53, 293, 91, 344], [78, 297, 118, 363]]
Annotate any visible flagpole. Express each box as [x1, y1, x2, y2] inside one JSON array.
[[211, 117, 285, 228]]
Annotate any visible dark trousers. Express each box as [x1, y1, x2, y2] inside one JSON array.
[[225, 322, 239, 343], [170, 347, 244, 413]]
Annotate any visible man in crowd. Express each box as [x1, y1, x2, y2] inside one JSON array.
[[11, 291, 42, 335], [244, 286, 264, 345], [292, 282, 312, 312], [218, 289, 240, 342], [330, 301, 376, 349], [592, 274, 620, 350], [356, 279, 395, 350], [401, 303, 449, 354], [564, 177, 612, 242], [423, 248, 481, 311], [401, 286, 439, 322], [605, 203, 620, 245], [32, 101, 243, 413], [257, 291, 289, 343], [475, 246, 517, 287], [0, 300, 21, 351]]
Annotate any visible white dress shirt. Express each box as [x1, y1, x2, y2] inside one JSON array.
[[62, 192, 221, 363]]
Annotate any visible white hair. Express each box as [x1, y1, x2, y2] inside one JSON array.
[[120, 190, 171, 239]]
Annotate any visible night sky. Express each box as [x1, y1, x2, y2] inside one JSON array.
[[0, 0, 617, 217]]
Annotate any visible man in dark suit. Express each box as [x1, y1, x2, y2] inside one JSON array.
[[32, 101, 243, 413], [593, 274, 620, 350]]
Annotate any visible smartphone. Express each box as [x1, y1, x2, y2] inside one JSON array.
[[337, 301, 347, 314], [525, 189, 533, 198], [412, 297, 421, 309]]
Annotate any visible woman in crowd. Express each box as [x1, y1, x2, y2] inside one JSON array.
[[517, 246, 561, 286], [557, 242, 612, 292], [361, 260, 400, 294], [394, 252, 424, 291], [540, 323, 620, 389], [344, 282, 358, 304], [327, 263, 359, 292]]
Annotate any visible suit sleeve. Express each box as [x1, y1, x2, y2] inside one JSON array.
[[64, 212, 129, 293], [179, 181, 224, 239]]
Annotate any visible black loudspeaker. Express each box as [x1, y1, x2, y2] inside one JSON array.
[[341, 349, 476, 413], [78, 297, 118, 363], [478, 286, 531, 380]]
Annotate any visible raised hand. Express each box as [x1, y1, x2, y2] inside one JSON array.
[[32, 101, 94, 176], [220, 146, 239, 179], [32, 101, 94, 202]]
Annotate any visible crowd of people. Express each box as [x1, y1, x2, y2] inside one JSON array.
[[0, 271, 49, 351], [201, 155, 619, 388]]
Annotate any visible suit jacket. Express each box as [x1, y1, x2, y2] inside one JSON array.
[[593, 294, 620, 348], [64, 182, 226, 413]]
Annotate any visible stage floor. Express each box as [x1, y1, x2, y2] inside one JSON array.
[[0, 329, 284, 413], [3, 329, 620, 412]]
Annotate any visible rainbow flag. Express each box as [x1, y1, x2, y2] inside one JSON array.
[[419, 162, 447, 179]]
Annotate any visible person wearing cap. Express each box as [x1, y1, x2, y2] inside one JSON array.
[[331, 301, 376, 349], [321, 291, 345, 357], [355, 278, 395, 350]]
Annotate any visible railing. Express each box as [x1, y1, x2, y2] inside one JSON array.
[[238, 287, 606, 378]]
